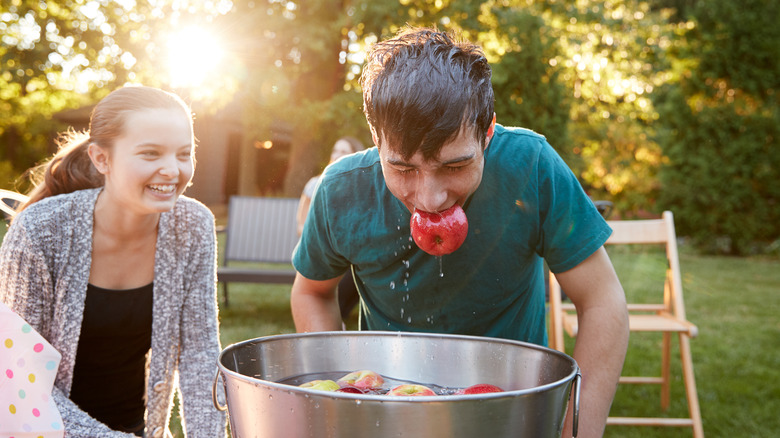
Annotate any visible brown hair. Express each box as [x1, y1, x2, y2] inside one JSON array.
[[23, 86, 192, 210], [360, 27, 494, 161]]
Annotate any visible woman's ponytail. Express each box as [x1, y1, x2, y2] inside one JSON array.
[[21, 130, 104, 210]]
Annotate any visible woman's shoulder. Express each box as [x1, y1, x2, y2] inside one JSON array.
[[14, 188, 98, 229], [168, 195, 215, 228]]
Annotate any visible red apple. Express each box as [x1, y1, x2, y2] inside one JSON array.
[[455, 383, 504, 395], [387, 384, 437, 396], [410, 204, 468, 256], [337, 370, 385, 390], [299, 379, 340, 392], [336, 385, 366, 394]]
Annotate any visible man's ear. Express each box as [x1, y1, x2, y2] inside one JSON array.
[[484, 113, 496, 149], [87, 143, 110, 175]]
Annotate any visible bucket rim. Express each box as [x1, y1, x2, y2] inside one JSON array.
[[216, 330, 579, 401]]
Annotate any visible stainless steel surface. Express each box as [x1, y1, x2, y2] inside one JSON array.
[[216, 331, 579, 438]]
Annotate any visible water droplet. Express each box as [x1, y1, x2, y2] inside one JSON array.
[[376, 420, 381, 427], [407, 316, 412, 323], [268, 394, 273, 400], [355, 400, 362, 405], [390, 281, 395, 290]]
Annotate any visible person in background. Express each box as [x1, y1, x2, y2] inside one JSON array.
[[296, 136, 365, 323], [0, 86, 226, 437], [290, 27, 628, 437]]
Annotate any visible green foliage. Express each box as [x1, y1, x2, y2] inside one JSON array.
[[655, 0, 780, 254], [2, 0, 777, 252], [487, 7, 572, 162]]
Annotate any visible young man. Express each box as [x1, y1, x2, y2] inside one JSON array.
[[291, 27, 628, 437]]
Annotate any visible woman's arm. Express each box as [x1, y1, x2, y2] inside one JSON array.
[[296, 192, 312, 237], [1, 213, 134, 437], [177, 209, 227, 437]]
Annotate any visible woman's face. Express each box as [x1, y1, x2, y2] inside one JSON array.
[[95, 107, 194, 215], [329, 139, 356, 163]]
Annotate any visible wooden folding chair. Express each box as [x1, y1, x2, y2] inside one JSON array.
[[0, 189, 29, 220], [548, 211, 704, 437]]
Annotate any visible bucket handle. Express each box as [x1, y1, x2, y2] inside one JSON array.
[[571, 371, 581, 437], [212, 369, 227, 411]]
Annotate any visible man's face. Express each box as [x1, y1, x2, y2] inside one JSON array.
[[378, 124, 493, 214]]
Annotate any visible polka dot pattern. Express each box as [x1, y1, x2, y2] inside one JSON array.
[[1, 303, 64, 437]]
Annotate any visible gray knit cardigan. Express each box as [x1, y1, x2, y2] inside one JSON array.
[[0, 188, 226, 438]]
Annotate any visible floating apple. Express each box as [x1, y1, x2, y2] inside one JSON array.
[[410, 204, 468, 256], [455, 383, 504, 395], [387, 384, 437, 396], [299, 379, 340, 392], [336, 385, 366, 394], [337, 370, 384, 390]]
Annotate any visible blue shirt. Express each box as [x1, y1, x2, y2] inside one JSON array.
[[293, 125, 611, 345]]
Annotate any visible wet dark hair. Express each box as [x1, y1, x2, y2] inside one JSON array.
[[360, 27, 494, 161]]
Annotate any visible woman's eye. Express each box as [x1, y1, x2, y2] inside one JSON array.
[[141, 151, 158, 158], [178, 152, 192, 160]]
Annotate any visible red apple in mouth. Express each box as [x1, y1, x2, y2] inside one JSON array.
[[387, 384, 437, 396], [337, 370, 385, 390], [410, 204, 468, 256], [455, 383, 504, 395], [299, 379, 340, 392]]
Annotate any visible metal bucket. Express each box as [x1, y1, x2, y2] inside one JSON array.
[[213, 331, 580, 438]]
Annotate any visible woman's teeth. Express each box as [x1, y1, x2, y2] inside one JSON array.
[[149, 184, 176, 193]]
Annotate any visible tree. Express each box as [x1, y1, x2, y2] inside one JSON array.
[[654, 0, 780, 254]]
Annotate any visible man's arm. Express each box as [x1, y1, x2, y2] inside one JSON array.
[[554, 246, 629, 438], [291, 273, 344, 332]]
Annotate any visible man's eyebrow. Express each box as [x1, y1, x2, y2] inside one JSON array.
[[441, 153, 476, 165], [386, 153, 476, 167], [386, 157, 414, 167]]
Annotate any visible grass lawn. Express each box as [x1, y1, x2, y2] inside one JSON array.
[[2, 222, 777, 437], [596, 246, 780, 437], [204, 245, 779, 438]]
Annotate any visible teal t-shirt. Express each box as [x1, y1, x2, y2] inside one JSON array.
[[292, 125, 611, 345]]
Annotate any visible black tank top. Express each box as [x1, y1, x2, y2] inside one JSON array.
[[70, 282, 153, 435]]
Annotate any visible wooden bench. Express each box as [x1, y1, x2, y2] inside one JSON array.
[[217, 196, 300, 306]]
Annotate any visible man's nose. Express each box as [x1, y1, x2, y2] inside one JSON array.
[[415, 174, 448, 212]]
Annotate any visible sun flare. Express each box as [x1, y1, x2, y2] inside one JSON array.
[[165, 26, 224, 89]]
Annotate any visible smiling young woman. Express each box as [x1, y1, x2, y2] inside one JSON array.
[[0, 86, 226, 437]]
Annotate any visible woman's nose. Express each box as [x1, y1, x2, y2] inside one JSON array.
[[158, 156, 180, 177]]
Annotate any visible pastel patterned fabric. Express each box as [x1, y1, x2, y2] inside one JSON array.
[[1, 301, 64, 438]]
